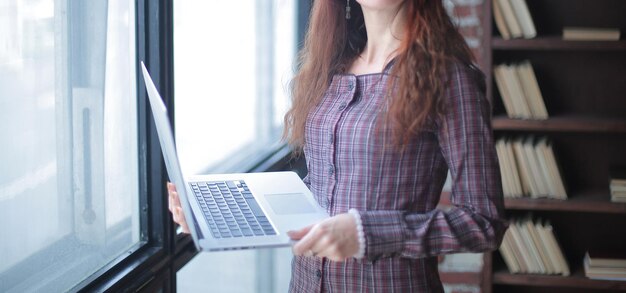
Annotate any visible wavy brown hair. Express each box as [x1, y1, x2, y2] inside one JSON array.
[[283, 0, 482, 148]]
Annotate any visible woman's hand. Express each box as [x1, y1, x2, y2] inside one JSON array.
[[167, 182, 190, 233], [288, 213, 360, 262]]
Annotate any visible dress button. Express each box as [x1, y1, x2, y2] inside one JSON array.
[[328, 165, 334, 175], [338, 102, 347, 111], [316, 269, 322, 279], [347, 82, 354, 91]]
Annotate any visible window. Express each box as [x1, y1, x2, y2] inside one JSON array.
[[173, 0, 298, 291], [174, 0, 296, 174], [0, 0, 140, 291]]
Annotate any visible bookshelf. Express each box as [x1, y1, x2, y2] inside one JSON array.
[[480, 0, 626, 292], [493, 268, 626, 290], [492, 37, 626, 50]]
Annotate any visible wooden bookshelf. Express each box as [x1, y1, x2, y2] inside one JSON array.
[[481, 0, 626, 292], [504, 190, 626, 214], [493, 116, 626, 133], [493, 268, 626, 290], [492, 37, 626, 51]]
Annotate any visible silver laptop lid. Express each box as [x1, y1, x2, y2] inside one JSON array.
[[140, 62, 201, 249]]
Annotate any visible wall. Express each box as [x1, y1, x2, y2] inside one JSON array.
[[446, 0, 486, 68]]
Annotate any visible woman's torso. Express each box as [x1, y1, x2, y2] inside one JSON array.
[[290, 70, 449, 292]]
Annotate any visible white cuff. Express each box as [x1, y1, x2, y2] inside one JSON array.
[[348, 208, 366, 259]]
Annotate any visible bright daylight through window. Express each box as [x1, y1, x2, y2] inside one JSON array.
[[0, 0, 140, 291], [174, 1, 297, 292], [174, 0, 296, 174]]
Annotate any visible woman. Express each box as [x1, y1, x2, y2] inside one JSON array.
[[169, 0, 507, 291]]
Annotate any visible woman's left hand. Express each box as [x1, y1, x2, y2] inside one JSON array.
[[288, 213, 360, 262]]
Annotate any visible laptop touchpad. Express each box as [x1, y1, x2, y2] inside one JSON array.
[[265, 193, 316, 215]]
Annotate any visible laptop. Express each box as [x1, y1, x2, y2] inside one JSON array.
[[140, 62, 328, 251]]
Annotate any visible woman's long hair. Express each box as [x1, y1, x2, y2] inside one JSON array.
[[283, 0, 481, 148]]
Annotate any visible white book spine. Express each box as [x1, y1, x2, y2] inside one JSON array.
[[505, 65, 533, 119], [494, 65, 518, 118], [498, 0, 523, 38], [510, 0, 537, 38]]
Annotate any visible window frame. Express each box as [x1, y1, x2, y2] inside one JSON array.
[[75, 0, 175, 291]]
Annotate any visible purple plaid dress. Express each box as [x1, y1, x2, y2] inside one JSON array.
[[289, 62, 507, 292]]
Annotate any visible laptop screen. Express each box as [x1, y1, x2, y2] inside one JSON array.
[[140, 62, 202, 249]]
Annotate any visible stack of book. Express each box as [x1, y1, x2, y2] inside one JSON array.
[[496, 136, 567, 199], [493, 0, 536, 39], [494, 61, 548, 120], [610, 169, 626, 203], [499, 216, 570, 275], [584, 251, 626, 281]]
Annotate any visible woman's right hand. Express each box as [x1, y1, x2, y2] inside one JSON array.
[[167, 182, 190, 233]]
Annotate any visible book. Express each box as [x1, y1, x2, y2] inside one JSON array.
[[513, 138, 538, 197], [611, 194, 626, 203], [537, 138, 567, 199], [505, 140, 528, 197], [504, 65, 533, 118], [523, 136, 549, 198], [509, 0, 536, 38], [500, 216, 570, 275], [494, 65, 518, 118], [516, 61, 548, 119], [496, 139, 514, 197], [505, 139, 525, 196], [493, 0, 511, 39], [509, 220, 538, 273], [517, 217, 547, 273], [499, 233, 522, 273], [534, 139, 557, 198], [505, 229, 529, 273], [541, 220, 570, 276], [497, 138, 525, 198], [526, 217, 554, 274], [585, 251, 626, 268], [497, 136, 566, 200], [584, 273, 626, 281], [497, 0, 523, 38], [584, 251, 626, 280], [535, 219, 563, 275], [609, 168, 626, 202], [495, 61, 548, 120], [563, 27, 621, 41]]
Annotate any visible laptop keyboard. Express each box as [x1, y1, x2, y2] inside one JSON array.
[[190, 180, 276, 238]]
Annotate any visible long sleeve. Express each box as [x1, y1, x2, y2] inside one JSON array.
[[359, 63, 508, 261]]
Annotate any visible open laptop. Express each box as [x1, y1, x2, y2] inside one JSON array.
[[140, 62, 328, 251]]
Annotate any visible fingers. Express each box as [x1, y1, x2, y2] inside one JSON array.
[[315, 239, 345, 262], [292, 224, 323, 255], [287, 224, 314, 240], [167, 182, 178, 213], [166, 182, 189, 234], [167, 182, 177, 192], [176, 206, 190, 233], [290, 214, 357, 262], [168, 190, 174, 213]]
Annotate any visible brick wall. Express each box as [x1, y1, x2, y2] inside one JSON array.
[[446, 0, 485, 68]]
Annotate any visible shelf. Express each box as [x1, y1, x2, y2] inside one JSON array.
[[492, 37, 626, 51], [492, 115, 626, 133], [493, 268, 626, 290], [503, 190, 626, 214]]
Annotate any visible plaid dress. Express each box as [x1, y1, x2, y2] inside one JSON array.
[[289, 62, 507, 292]]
